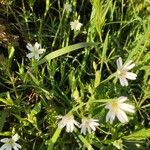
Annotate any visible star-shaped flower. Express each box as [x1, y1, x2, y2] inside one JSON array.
[[116, 57, 137, 86], [70, 19, 83, 31], [57, 115, 80, 132], [0, 134, 21, 150], [105, 96, 135, 123], [26, 42, 46, 60], [80, 118, 99, 135], [64, 2, 72, 13]]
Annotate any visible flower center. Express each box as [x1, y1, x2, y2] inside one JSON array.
[[111, 101, 119, 111], [117, 69, 126, 77], [7, 139, 14, 145], [33, 49, 39, 55], [83, 119, 89, 127], [74, 21, 79, 28], [64, 115, 73, 123]]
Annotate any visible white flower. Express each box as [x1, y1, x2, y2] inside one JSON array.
[[70, 19, 83, 31], [0, 134, 21, 150], [57, 115, 80, 132], [80, 118, 99, 135], [64, 3, 72, 13], [105, 96, 135, 123], [116, 57, 137, 86], [26, 42, 46, 60]]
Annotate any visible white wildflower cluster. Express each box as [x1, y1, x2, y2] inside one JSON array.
[[24, 10, 137, 141], [26, 14, 83, 61], [57, 57, 137, 135], [57, 115, 99, 135], [105, 57, 137, 123]]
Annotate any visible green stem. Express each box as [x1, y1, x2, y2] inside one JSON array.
[[78, 135, 93, 150], [52, 9, 65, 48], [100, 73, 115, 84], [47, 128, 62, 150]]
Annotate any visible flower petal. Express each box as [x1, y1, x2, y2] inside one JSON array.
[[89, 123, 96, 131], [26, 43, 33, 51], [26, 53, 34, 59], [125, 72, 137, 80], [56, 115, 63, 119], [87, 126, 92, 134], [38, 49, 45, 54], [119, 77, 128, 86], [66, 122, 73, 132], [70, 22, 74, 30], [123, 60, 133, 68], [13, 143, 21, 149], [0, 138, 9, 143], [90, 121, 99, 129], [76, 23, 82, 30], [58, 120, 66, 129], [81, 129, 86, 135], [12, 134, 20, 142], [117, 110, 128, 123], [124, 62, 135, 70], [126, 63, 135, 70], [118, 96, 127, 103], [34, 42, 40, 49], [0, 144, 8, 150], [73, 120, 80, 127], [116, 57, 123, 68], [106, 110, 115, 123], [13, 146, 19, 150], [105, 103, 110, 109], [120, 103, 135, 113]]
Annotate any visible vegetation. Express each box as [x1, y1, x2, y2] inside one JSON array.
[[0, 0, 150, 149]]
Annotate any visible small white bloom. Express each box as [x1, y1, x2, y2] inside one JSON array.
[[26, 42, 46, 60], [70, 19, 83, 31], [64, 3, 72, 13], [116, 57, 137, 86], [57, 115, 80, 132], [105, 96, 135, 123], [80, 118, 99, 135], [0, 134, 21, 150]]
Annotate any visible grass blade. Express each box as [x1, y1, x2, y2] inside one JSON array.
[[37, 42, 97, 65]]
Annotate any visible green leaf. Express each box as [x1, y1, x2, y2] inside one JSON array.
[[29, 0, 36, 7], [8, 44, 15, 59], [27, 102, 41, 128], [112, 139, 123, 149], [0, 111, 8, 131], [37, 42, 97, 65], [44, 0, 51, 17], [78, 134, 94, 150], [31, 102, 41, 115], [94, 70, 101, 88], [91, 0, 111, 42], [0, 132, 11, 136], [126, 31, 150, 62], [123, 129, 150, 141], [47, 127, 62, 150], [0, 97, 14, 106], [99, 31, 109, 83]]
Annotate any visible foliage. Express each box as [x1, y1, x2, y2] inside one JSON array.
[[0, 0, 150, 149]]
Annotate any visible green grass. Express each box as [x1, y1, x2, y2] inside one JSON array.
[[0, 0, 150, 149]]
